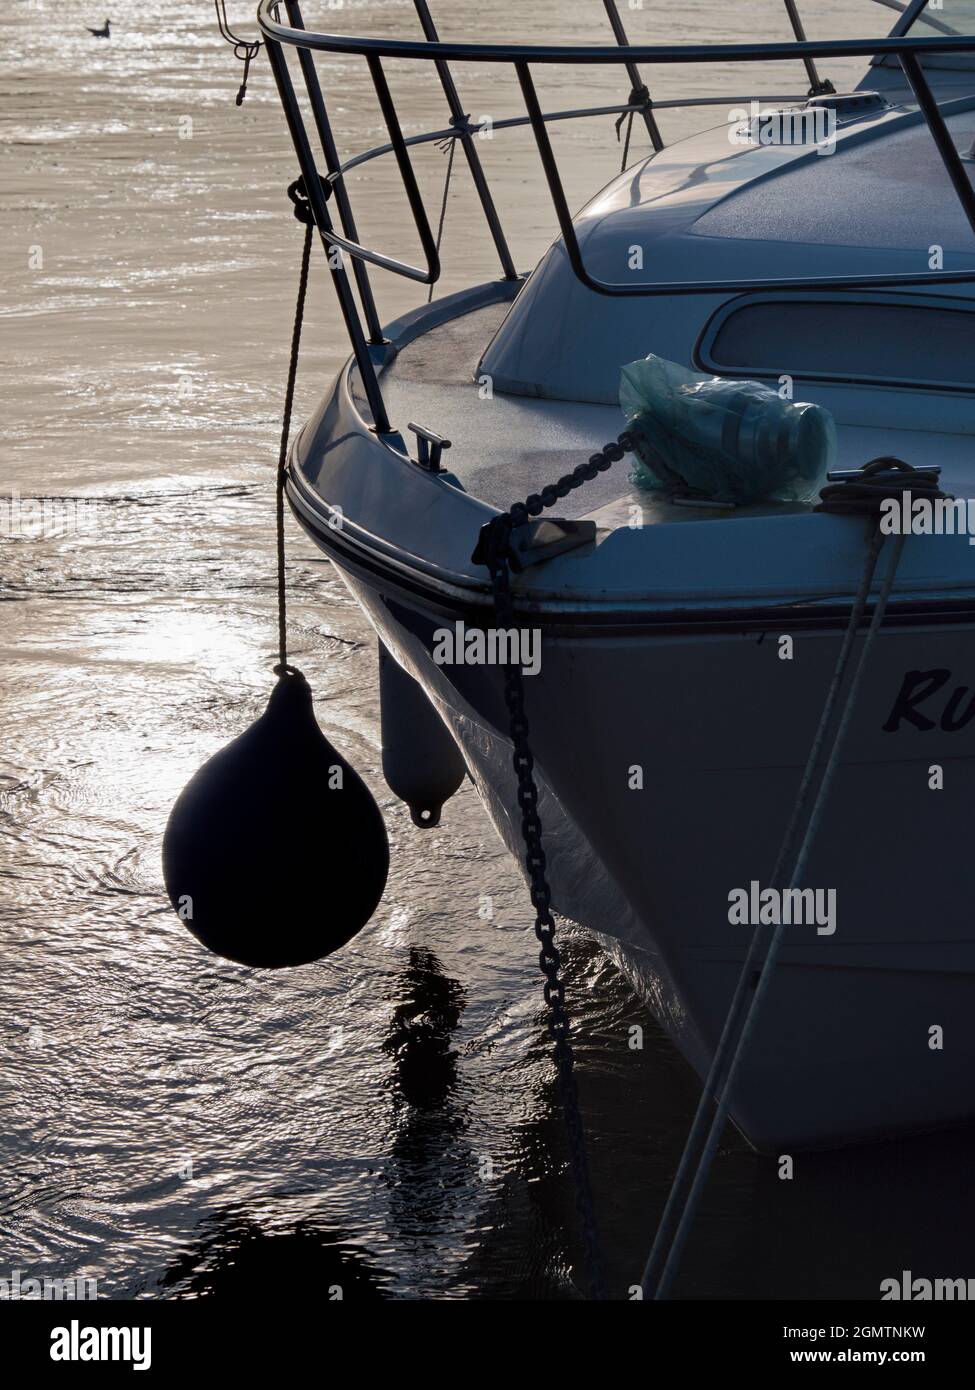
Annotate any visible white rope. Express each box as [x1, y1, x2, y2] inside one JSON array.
[[641, 522, 907, 1299]]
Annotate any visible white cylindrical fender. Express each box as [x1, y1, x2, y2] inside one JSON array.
[[379, 642, 466, 828]]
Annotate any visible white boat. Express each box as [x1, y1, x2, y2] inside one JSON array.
[[258, 0, 975, 1151]]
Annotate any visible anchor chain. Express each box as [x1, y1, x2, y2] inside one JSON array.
[[481, 429, 635, 1300]]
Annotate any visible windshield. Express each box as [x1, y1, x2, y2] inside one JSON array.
[[907, 0, 975, 35]]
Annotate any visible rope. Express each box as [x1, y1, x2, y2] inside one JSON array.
[[427, 124, 460, 303], [274, 180, 315, 676], [620, 112, 634, 174], [615, 84, 651, 172], [640, 458, 947, 1301], [212, 0, 262, 106], [815, 455, 944, 515], [479, 430, 635, 1300]]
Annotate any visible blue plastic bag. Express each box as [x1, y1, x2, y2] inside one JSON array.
[[619, 355, 835, 505]]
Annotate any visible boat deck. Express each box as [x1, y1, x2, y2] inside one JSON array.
[[382, 299, 643, 517], [378, 296, 975, 528]]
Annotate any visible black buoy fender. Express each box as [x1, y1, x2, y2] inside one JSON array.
[[163, 667, 389, 967]]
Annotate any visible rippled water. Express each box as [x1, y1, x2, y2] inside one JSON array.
[[4, 0, 975, 1302]]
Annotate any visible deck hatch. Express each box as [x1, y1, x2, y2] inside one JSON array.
[[697, 291, 975, 390]]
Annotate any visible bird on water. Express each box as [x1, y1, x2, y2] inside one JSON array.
[[85, 18, 111, 37]]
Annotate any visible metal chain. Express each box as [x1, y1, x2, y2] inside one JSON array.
[[482, 429, 635, 1300]]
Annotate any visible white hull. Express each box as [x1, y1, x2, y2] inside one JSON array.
[[335, 560, 975, 1151]]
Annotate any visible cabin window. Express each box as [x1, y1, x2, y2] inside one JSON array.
[[697, 293, 975, 390]]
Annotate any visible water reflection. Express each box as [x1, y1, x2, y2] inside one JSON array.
[[161, 1203, 390, 1300], [382, 947, 466, 1112], [381, 947, 473, 1275]]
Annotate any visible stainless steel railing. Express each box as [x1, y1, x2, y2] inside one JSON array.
[[257, 0, 975, 433]]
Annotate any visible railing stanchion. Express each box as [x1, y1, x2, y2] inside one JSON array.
[[515, 60, 598, 294], [283, 0, 386, 344], [899, 49, 975, 237], [412, 0, 519, 281], [601, 0, 664, 152], [783, 0, 835, 94], [365, 53, 441, 286], [263, 35, 391, 434]]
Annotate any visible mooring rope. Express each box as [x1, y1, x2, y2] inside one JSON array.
[[476, 450, 944, 1298], [642, 525, 893, 1300], [640, 458, 947, 1300], [273, 181, 315, 675]]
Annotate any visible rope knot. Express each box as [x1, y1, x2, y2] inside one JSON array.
[[287, 174, 331, 227], [615, 84, 652, 139], [435, 112, 473, 152]]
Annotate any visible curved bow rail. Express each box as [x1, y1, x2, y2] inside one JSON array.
[[256, 0, 975, 434]]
